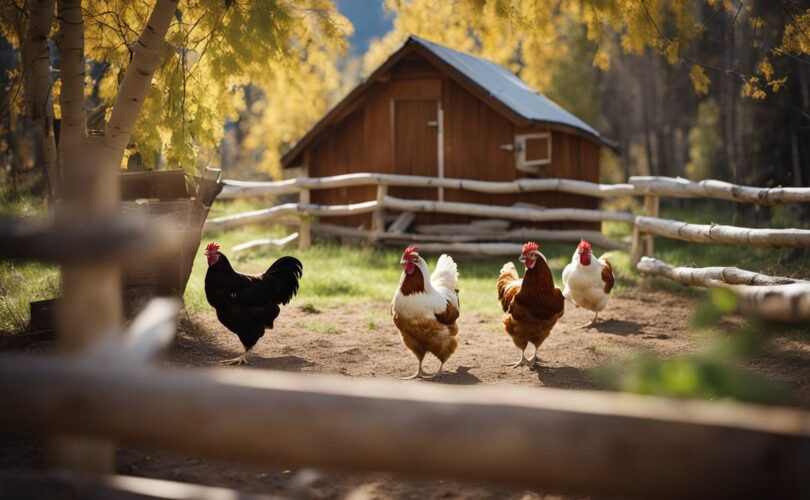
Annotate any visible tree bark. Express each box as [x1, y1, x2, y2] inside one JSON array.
[[22, 0, 59, 199], [55, 0, 85, 146], [103, 0, 178, 166]]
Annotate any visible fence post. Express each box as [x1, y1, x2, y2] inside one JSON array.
[[372, 183, 387, 234], [50, 139, 119, 473], [643, 194, 659, 257], [298, 187, 311, 250]]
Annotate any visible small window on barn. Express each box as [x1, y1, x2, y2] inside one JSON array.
[[515, 133, 551, 173]]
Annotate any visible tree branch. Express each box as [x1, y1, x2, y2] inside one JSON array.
[[103, 0, 178, 162]]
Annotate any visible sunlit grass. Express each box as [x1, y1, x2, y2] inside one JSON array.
[[0, 190, 58, 332], [0, 261, 59, 332]]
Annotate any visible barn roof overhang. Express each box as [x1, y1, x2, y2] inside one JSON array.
[[282, 36, 617, 168]]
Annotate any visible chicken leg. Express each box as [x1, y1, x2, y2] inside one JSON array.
[[505, 349, 535, 368], [402, 359, 436, 380], [221, 348, 250, 366], [580, 311, 599, 328]]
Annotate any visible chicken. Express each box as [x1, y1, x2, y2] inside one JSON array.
[[497, 242, 565, 368], [391, 246, 460, 380], [204, 241, 303, 365], [561, 240, 615, 327]]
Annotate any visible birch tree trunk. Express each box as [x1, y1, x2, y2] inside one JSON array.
[[22, 0, 59, 199], [103, 0, 178, 167]]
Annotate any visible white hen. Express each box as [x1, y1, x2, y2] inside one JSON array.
[[562, 240, 614, 327], [392, 246, 460, 379]]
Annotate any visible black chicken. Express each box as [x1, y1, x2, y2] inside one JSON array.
[[204, 241, 303, 365]]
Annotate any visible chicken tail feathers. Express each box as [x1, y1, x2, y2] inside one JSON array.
[[497, 262, 519, 312], [262, 256, 303, 305], [431, 254, 458, 292]]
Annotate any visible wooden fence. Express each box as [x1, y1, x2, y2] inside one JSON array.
[[208, 172, 810, 257], [4, 171, 810, 497], [209, 173, 810, 321]]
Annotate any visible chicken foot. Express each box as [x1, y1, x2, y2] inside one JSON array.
[[505, 347, 538, 368], [220, 349, 250, 366], [402, 359, 437, 380], [580, 311, 599, 328]]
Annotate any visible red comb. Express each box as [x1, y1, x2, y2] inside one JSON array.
[[522, 241, 539, 254], [205, 241, 220, 253], [578, 240, 592, 251], [403, 245, 419, 257]]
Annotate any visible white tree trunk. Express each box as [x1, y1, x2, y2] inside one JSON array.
[[55, 0, 85, 146], [103, 0, 178, 163], [635, 216, 810, 248], [22, 0, 59, 199]]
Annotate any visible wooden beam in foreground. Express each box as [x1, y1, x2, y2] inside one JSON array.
[[0, 217, 183, 264], [0, 471, 282, 500], [0, 358, 808, 498]]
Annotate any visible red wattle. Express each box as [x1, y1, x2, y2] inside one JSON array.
[[404, 262, 415, 275], [579, 253, 591, 266]]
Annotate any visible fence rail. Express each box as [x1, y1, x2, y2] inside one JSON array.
[[219, 172, 636, 199], [211, 173, 810, 259], [630, 176, 810, 205], [1, 355, 809, 499]]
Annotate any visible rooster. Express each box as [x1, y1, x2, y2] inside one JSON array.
[[203, 242, 303, 365], [391, 246, 460, 380], [497, 242, 565, 368], [562, 240, 614, 327]]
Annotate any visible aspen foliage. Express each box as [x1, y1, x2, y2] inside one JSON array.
[[1, 0, 350, 174], [365, 0, 808, 100]]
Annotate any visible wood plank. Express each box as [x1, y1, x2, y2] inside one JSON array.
[[0, 358, 808, 498], [387, 212, 415, 233]]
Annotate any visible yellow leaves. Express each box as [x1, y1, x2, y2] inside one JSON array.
[[756, 58, 773, 81], [779, 9, 810, 56], [742, 77, 767, 100], [592, 48, 611, 71], [663, 39, 681, 64], [689, 65, 710, 95], [742, 56, 787, 100], [52, 78, 62, 120]]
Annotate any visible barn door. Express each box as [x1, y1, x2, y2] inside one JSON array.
[[391, 98, 442, 202]]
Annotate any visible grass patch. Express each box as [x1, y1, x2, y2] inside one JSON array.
[[299, 321, 338, 334], [298, 302, 321, 314], [0, 261, 59, 332]]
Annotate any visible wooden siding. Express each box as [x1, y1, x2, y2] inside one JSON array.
[[307, 56, 601, 231]]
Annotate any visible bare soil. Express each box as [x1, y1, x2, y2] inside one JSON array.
[[2, 289, 809, 499]]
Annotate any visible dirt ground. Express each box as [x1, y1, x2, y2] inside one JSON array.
[[2, 289, 810, 499]]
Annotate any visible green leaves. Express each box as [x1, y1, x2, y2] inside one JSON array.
[[597, 288, 787, 407]]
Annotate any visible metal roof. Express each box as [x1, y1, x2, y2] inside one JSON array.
[[410, 35, 603, 139]]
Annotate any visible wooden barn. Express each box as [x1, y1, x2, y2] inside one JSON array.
[[281, 35, 614, 229]]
